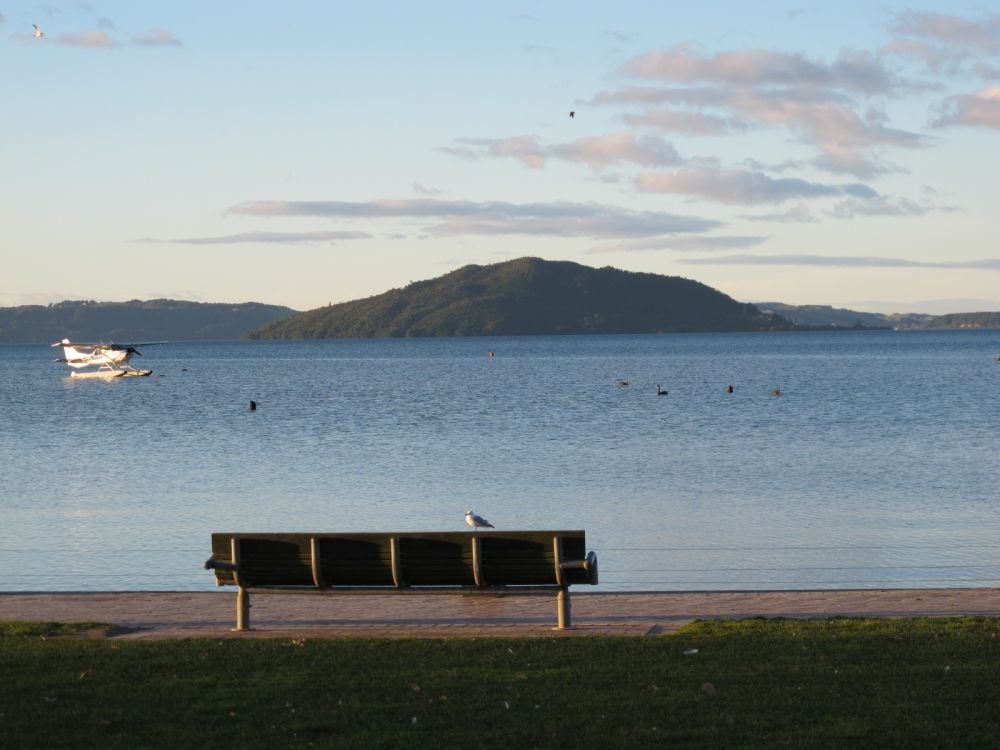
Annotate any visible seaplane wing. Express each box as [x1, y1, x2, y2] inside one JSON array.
[[52, 339, 166, 378]]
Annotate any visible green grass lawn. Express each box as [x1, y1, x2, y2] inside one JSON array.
[[2, 617, 1000, 749]]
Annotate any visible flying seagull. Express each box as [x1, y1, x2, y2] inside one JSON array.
[[465, 510, 494, 530], [33, 24, 44, 38], [569, 110, 575, 118]]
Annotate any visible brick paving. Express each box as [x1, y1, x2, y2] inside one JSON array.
[[3, 588, 1000, 639]]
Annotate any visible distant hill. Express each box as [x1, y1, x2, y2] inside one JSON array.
[[249, 257, 791, 339], [755, 302, 900, 329], [899, 311, 1000, 330], [756, 303, 1000, 330], [0, 299, 297, 343]]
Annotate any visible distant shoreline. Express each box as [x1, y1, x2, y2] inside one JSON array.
[[8, 325, 1000, 345]]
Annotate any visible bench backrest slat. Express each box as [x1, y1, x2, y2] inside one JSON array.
[[208, 531, 594, 588]]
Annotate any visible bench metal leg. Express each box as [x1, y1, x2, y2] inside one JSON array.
[[556, 587, 571, 629], [235, 586, 250, 631]]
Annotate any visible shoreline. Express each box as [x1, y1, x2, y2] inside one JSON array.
[[4, 587, 1000, 639]]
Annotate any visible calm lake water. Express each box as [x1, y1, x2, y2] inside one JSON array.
[[2, 331, 999, 592]]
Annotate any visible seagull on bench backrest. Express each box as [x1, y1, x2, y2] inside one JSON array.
[[465, 510, 494, 530]]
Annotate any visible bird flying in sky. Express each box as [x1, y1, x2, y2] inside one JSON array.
[[33, 24, 44, 38]]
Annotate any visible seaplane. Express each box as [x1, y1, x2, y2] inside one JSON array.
[[52, 338, 164, 379]]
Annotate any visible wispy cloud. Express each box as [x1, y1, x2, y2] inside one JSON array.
[[741, 205, 817, 223], [881, 37, 965, 72], [412, 182, 441, 197], [520, 43, 557, 63], [589, 235, 767, 254], [974, 62, 1000, 78], [826, 196, 933, 218], [884, 11, 1000, 83], [933, 85, 1000, 129], [680, 254, 1000, 269], [636, 167, 877, 205], [603, 30, 638, 45], [58, 28, 117, 48], [443, 132, 681, 171], [592, 83, 841, 110], [138, 231, 371, 245], [15, 24, 182, 48], [226, 198, 722, 239], [623, 108, 746, 135], [621, 45, 897, 94], [132, 29, 182, 47], [891, 11, 1000, 55]]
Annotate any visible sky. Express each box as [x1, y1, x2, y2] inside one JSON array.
[[3, 1, 1000, 314]]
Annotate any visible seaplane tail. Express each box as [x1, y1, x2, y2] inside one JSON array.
[[54, 339, 95, 368]]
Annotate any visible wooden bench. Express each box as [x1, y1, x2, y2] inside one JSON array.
[[204, 531, 598, 630]]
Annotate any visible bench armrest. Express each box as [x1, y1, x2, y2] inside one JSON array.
[[204, 557, 238, 572], [557, 551, 598, 584]]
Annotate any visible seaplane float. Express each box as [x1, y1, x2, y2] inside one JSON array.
[[52, 338, 165, 379]]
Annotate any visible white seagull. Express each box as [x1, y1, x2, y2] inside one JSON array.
[[465, 510, 494, 530], [33, 24, 44, 38]]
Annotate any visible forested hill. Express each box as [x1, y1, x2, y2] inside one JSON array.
[[0, 299, 296, 343], [249, 257, 791, 339]]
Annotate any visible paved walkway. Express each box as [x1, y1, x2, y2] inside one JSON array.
[[3, 588, 1000, 639]]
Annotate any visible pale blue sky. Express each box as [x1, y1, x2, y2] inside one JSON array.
[[3, 1, 999, 313]]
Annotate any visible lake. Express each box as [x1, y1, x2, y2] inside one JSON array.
[[2, 330, 999, 592]]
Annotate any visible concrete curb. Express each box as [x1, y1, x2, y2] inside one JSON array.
[[3, 588, 1000, 639]]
